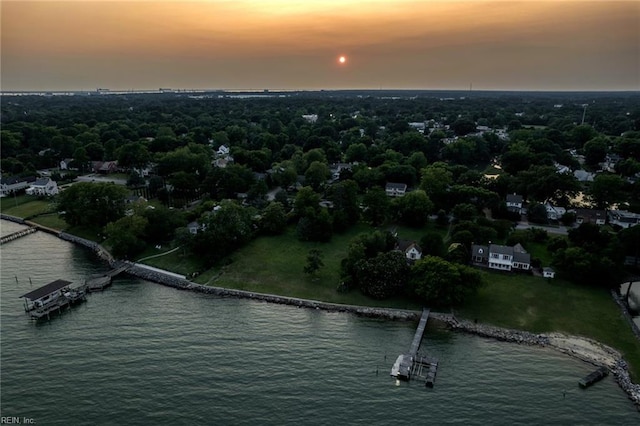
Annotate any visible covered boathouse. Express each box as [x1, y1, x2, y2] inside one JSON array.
[[20, 279, 86, 320]]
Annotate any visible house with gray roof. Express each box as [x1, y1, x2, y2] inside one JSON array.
[[506, 193, 523, 214], [385, 182, 407, 197], [26, 177, 59, 196], [395, 240, 422, 262], [0, 176, 36, 196], [471, 243, 531, 272]]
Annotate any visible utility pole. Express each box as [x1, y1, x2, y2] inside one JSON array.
[[581, 104, 588, 125]]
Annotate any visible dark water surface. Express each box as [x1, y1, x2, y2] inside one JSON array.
[[1, 221, 638, 425]]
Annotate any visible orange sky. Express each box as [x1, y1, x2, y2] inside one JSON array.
[[1, 1, 638, 91]]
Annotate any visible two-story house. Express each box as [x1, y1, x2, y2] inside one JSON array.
[[471, 243, 531, 272], [506, 194, 523, 214], [573, 208, 606, 226], [385, 182, 407, 197], [25, 178, 59, 196]]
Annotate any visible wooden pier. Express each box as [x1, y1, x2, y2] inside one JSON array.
[[0, 227, 37, 245], [390, 308, 439, 387], [85, 263, 131, 292]]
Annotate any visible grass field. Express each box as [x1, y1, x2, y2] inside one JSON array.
[[457, 272, 640, 378], [188, 224, 423, 309], [0, 195, 56, 217], [0, 194, 32, 212], [29, 213, 67, 231]]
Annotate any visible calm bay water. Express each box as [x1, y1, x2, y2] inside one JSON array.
[[1, 220, 638, 425]]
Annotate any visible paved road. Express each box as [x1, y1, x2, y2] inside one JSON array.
[[75, 174, 128, 186], [515, 221, 570, 235]]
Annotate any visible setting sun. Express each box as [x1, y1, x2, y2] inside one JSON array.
[[338, 56, 346, 64]]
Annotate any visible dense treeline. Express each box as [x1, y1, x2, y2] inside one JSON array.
[[2, 90, 639, 302]]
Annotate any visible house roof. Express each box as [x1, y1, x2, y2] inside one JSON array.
[[386, 182, 407, 190], [543, 267, 555, 273], [31, 177, 51, 187], [574, 208, 606, 221], [489, 244, 514, 255], [20, 279, 72, 301], [1, 175, 36, 186], [513, 251, 531, 264], [397, 239, 421, 253], [472, 244, 489, 257], [506, 194, 523, 203], [513, 243, 527, 253]]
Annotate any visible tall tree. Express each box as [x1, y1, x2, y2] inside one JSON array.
[[58, 182, 128, 228]]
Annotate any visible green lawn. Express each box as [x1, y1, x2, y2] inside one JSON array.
[[29, 214, 67, 231], [457, 272, 640, 378], [190, 224, 422, 309], [0, 196, 54, 218], [139, 246, 209, 277], [0, 194, 32, 212]]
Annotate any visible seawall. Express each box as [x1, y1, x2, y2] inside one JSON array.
[[124, 261, 421, 321]]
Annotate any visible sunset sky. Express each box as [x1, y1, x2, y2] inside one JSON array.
[[1, 1, 638, 91]]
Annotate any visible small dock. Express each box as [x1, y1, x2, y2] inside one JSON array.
[[84, 262, 131, 292], [0, 227, 37, 245], [390, 308, 439, 387], [579, 366, 609, 388]]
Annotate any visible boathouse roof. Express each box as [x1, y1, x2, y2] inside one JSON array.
[[20, 279, 72, 301]]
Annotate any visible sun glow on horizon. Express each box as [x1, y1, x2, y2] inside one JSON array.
[[339, 55, 347, 64]]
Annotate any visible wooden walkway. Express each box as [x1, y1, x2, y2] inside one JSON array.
[[84, 263, 131, 292], [0, 227, 37, 245], [409, 308, 430, 357]]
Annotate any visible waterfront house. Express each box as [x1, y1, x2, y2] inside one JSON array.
[[385, 182, 407, 197], [506, 194, 524, 214], [25, 177, 59, 196], [471, 243, 531, 272]]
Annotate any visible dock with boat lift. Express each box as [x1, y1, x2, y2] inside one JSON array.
[[390, 308, 439, 387]]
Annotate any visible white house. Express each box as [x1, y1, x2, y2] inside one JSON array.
[[396, 240, 422, 261], [302, 114, 318, 123], [0, 176, 37, 196], [574, 169, 595, 182], [25, 178, 59, 196], [471, 243, 531, 272], [506, 193, 524, 214], [608, 210, 640, 229], [545, 203, 566, 221], [543, 267, 556, 279], [385, 182, 407, 197], [187, 221, 205, 234]]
